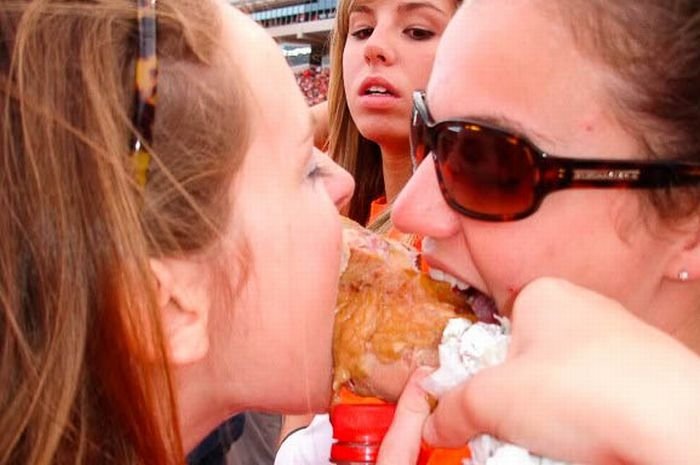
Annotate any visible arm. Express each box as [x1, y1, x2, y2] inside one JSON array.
[[422, 278, 700, 465]]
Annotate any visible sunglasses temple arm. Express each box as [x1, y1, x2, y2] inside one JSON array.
[[542, 159, 700, 190]]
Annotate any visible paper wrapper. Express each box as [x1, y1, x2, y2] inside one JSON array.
[[421, 318, 570, 465]]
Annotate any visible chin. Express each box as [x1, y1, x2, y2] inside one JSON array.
[[356, 120, 408, 146]]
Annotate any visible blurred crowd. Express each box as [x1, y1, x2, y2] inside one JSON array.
[[295, 67, 330, 105]]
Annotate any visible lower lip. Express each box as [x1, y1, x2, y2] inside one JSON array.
[[357, 93, 401, 110]]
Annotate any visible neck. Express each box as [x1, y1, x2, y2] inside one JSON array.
[[643, 281, 700, 355], [379, 141, 413, 203], [175, 361, 240, 453], [669, 309, 700, 355]]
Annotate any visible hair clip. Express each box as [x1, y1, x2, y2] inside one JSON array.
[[130, 0, 158, 187]]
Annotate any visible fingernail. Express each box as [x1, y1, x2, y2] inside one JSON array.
[[424, 394, 438, 412]]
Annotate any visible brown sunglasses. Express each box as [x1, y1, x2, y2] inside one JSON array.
[[411, 90, 700, 221]]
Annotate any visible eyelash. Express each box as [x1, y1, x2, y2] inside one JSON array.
[[350, 27, 373, 40], [349, 27, 436, 41], [404, 27, 435, 41], [306, 160, 332, 182]]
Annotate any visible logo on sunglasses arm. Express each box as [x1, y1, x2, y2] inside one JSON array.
[[572, 169, 641, 181]]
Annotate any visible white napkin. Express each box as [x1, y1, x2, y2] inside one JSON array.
[[421, 318, 569, 465]]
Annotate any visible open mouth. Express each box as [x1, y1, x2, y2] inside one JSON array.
[[428, 267, 499, 324], [363, 85, 395, 97]]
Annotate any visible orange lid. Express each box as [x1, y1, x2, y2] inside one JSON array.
[[419, 442, 471, 465], [338, 386, 387, 405], [330, 403, 396, 442], [330, 403, 396, 463]]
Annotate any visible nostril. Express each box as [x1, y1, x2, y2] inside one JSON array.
[[364, 44, 387, 64]]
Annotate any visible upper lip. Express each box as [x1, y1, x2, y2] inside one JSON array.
[[358, 76, 400, 97], [421, 253, 483, 293]]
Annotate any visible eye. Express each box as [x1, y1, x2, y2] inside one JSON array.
[[305, 154, 332, 183], [307, 164, 325, 179], [350, 27, 374, 40], [404, 27, 435, 41]]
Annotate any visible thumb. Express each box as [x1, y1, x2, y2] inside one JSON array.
[[377, 367, 434, 465]]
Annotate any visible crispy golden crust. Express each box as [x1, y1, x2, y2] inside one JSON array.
[[332, 221, 474, 402]]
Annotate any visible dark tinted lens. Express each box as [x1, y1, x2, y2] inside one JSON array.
[[410, 106, 428, 166], [434, 124, 538, 217]]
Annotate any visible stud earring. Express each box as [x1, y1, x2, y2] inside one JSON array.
[[678, 270, 690, 281]]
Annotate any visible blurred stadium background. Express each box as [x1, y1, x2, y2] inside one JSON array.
[[230, 0, 336, 105]]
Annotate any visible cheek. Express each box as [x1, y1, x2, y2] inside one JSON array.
[[342, 46, 359, 89], [468, 192, 649, 308], [465, 219, 580, 307], [407, 47, 440, 88]]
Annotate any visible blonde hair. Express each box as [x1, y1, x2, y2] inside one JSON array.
[[0, 1, 249, 464]]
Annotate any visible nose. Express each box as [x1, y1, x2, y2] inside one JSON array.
[[391, 155, 461, 238], [317, 149, 355, 211], [363, 27, 395, 65]]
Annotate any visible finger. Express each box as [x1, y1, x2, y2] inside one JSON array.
[[422, 364, 519, 448], [377, 367, 433, 465]]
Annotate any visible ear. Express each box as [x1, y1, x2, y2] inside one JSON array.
[[150, 258, 211, 365], [663, 223, 700, 283]]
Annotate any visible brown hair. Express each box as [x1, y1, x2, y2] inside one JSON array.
[[555, 0, 700, 221], [327, 0, 382, 225], [327, 0, 460, 225], [0, 1, 249, 464]]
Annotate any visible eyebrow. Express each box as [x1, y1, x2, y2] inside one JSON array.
[[350, 1, 448, 16], [468, 114, 557, 148], [299, 112, 315, 146], [397, 2, 449, 16]]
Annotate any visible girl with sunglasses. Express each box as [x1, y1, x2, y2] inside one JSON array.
[[386, 0, 700, 463], [0, 1, 360, 464]]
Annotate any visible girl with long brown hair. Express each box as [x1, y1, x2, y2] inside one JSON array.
[[325, 0, 459, 229], [0, 0, 354, 463]]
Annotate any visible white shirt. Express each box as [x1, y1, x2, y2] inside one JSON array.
[[274, 414, 334, 465]]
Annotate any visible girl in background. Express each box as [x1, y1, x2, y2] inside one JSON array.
[[275, 0, 459, 461], [326, 0, 457, 230]]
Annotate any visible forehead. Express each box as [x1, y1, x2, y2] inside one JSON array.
[[426, 0, 644, 162], [220, 4, 310, 135], [427, 0, 605, 125], [348, 0, 455, 14]]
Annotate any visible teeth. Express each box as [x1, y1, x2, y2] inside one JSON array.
[[366, 85, 388, 94], [428, 268, 470, 291]]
